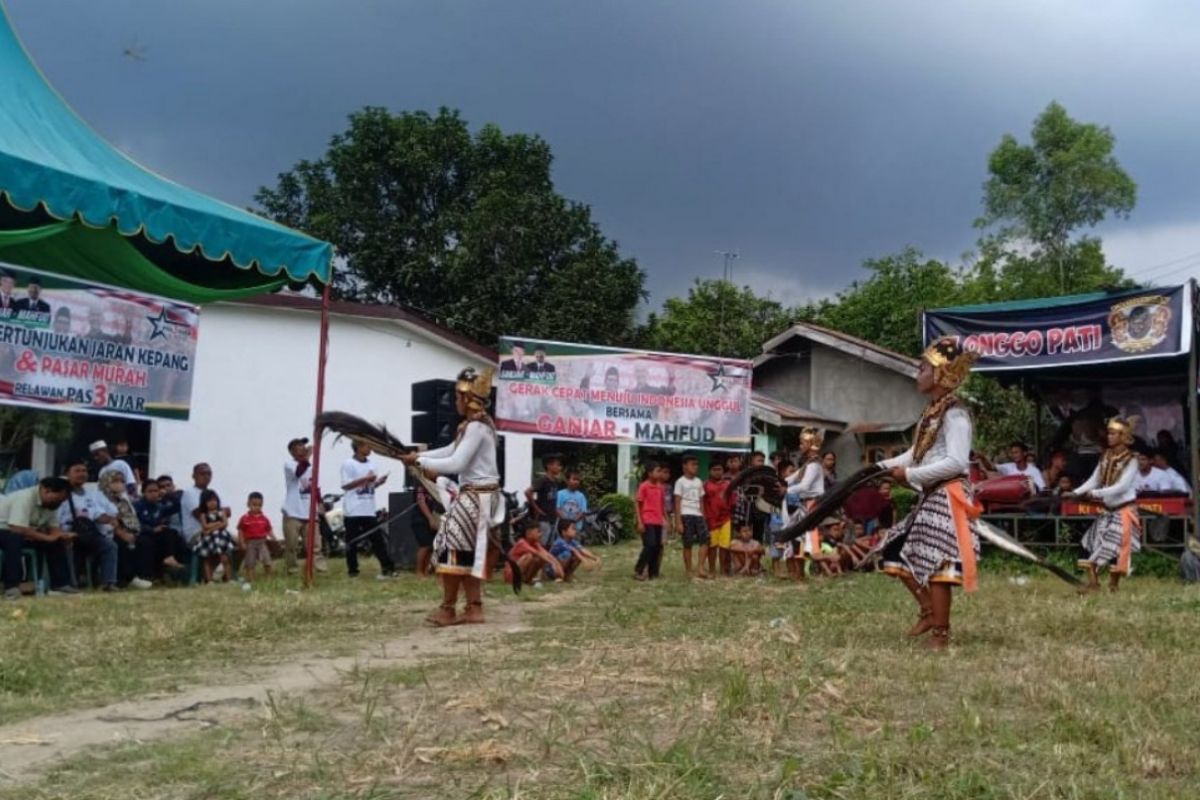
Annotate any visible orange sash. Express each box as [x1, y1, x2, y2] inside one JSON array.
[[945, 481, 982, 592], [1116, 505, 1140, 575]]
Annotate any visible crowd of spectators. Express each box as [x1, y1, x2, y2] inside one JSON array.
[[0, 433, 405, 600]]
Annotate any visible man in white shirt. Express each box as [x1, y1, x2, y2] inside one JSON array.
[[1133, 451, 1169, 493], [996, 442, 1046, 491], [57, 458, 119, 590], [1152, 452, 1192, 495], [282, 437, 328, 575], [92, 440, 137, 497], [673, 454, 708, 579], [340, 439, 394, 579]]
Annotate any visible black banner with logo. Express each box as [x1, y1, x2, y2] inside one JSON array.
[[923, 285, 1193, 371]]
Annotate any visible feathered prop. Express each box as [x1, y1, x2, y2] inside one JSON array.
[[775, 464, 884, 545], [315, 411, 414, 460], [725, 465, 786, 508], [316, 409, 450, 506], [974, 519, 1082, 586]]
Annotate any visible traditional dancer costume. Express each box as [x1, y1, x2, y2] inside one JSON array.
[[872, 337, 980, 649], [785, 428, 825, 561], [415, 367, 500, 626], [1075, 418, 1141, 593]]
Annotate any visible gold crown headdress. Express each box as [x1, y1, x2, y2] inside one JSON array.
[[922, 336, 978, 390], [1106, 415, 1138, 446], [799, 427, 824, 452], [456, 367, 495, 408]]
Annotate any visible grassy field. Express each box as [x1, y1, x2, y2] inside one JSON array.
[[3, 543, 1200, 799]]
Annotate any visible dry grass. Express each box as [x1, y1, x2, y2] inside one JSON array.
[[4, 543, 1200, 799], [0, 567, 447, 722]]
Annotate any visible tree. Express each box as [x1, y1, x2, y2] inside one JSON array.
[[638, 280, 794, 359], [255, 107, 646, 346], [976, 101, 1136, 294], [804, 248, 961, 357]]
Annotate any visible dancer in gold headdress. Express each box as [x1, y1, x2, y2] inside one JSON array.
[[400, 367, 499, 626], [1073, 417, 1141, 594], [872, 337, 980, 650]]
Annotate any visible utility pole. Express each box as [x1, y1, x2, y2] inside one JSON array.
[[714, 249, 739, 357]]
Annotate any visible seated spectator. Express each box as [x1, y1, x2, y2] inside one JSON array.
[[1134, 449, 1169, 493], [0, 477, 77, 598], [1043, 450, 1069, 490], [193, 489, 236, 583], [547, 520, 600, 582], [58, 458, 119, 591], [508, 519, 562, 587], [810, 517, 846, 577], [997, 442, 1046, 491], [134, 478, 186, 585], [1156, 429, 1188, 478], [92, 440, 137, 497], [101, 471, 141, 587], [1151, 451, 1191, 495], [1054, 474, 1074, 496], [730, 522, 764, 576]]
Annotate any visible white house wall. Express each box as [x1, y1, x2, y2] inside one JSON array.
[[149, 304, 533, 529]]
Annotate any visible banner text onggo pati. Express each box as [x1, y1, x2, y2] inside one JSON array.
[[0, 263, 199, 420], [495, 337, 752, 450]]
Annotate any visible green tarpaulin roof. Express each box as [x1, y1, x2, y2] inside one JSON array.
[[931, 289, 1116, 314], [0, 4, 332, 301]]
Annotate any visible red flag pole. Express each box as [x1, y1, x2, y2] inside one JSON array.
[[304, 282, 332, 588]]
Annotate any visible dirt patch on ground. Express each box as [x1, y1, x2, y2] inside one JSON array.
[[0, 596, 561, 783]]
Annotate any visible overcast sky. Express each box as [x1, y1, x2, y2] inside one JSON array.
[[8, 0, 1200, 309]]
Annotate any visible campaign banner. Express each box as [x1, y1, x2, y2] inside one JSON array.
[[495, 337, 753, 450], [923, 285, 1193, 371], [0, 263, 199, 420]]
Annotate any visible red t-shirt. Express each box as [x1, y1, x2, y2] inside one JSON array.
[[636, 480, 665, 526], [510, 538, 542, 561], [703, 479, 731, 529], [238, 512, 272, 540]]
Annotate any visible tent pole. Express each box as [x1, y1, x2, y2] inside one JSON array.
[[304, 283, 332, 588], [1189, 280, 1199, 505]]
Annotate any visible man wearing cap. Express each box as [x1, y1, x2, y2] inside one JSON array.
[[92, 440, 138, 497], [283, 437, 326, 575]]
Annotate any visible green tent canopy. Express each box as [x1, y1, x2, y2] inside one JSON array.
[[0, 4, 332, 302]]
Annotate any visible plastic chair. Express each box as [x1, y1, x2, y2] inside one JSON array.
[[0, 548, 45, 593]]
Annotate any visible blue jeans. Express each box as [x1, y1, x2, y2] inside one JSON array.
[[72, 533, 118, 587]]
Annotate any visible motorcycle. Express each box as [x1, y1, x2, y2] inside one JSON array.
[[579, 504, 622, 546]]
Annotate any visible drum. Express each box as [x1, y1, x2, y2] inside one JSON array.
[[974, 474, 1035, 506]]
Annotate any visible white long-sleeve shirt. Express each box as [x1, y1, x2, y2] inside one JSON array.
[[880, 406, 972, 492], [1075, 455, 1139, 508], [787, 461, 824, 500], [416, 421, 499, 486], [998, 461, 1046, 491], [1158, 466, 1192, 496], [1134, 467, 1170, 493]]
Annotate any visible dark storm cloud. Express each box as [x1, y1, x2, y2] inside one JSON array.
[[7, 0, 1200, 308]]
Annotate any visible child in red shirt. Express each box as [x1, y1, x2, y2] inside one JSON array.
[[702, 461, 732, 577], [237, 491, 273, 582], [634, 463, 666, 580], [506, 519, 563, 587]]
